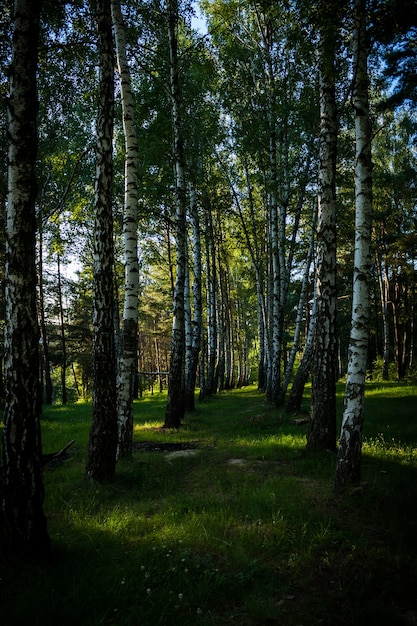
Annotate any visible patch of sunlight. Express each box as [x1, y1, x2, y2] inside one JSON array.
[[234, 433, 305, 450], [134, 421, 164, 432], [363, 434, 417, 465], [67, 506, 158, 542], [365, 383, 417, 397]]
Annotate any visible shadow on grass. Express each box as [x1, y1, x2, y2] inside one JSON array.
[[1, 385, 416, 625]]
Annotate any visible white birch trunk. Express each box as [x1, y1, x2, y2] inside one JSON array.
[[184, 234, 192, 394], [184, 187, 202, 410], [335, 0, 372, 489], [267, 149, 281, 404], [375, 246, 390, 379], [205, 208, 218, 396], [111, 0, 139, 457]]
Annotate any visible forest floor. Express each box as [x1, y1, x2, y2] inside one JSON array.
[[1, 382, 417, 625]]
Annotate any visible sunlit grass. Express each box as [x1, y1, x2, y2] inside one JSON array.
[[1, 383, 416, 625]]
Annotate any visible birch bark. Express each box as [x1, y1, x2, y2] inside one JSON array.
[[202, 205, 218, 398], [185, 187, 202, 411], [164, 0, 187, 428], [307, 6, 338, 452], [375, 244, 390, 379], [2, 0, 50, 556], [86, 0, 118, 481], [335, 0, 372, 489], [112, 0, 139, 456]]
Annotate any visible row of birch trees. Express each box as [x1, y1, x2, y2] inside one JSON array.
[[1, 0, 416, 556]]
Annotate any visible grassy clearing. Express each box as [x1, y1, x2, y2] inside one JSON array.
[[1, 383, 417, 625]]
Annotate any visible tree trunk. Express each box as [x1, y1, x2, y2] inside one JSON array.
[[286, 281, 317, 413], [335, 0, 372, 490], [266, 124, 281, 404], [307, 7, 338, 452], [86, 0, 118, 482], [38, 224, 53, 404], [164, 0, 187, 428], [278, 203, 316, 406], [375, 243, 390, 378], [57, 253, 67, 404], [1, 0, 50, 558], [244, 159, 267, 390], [184, 187, 202, 411], [201, 204, 218, 399], [112, 0, 139, 457]]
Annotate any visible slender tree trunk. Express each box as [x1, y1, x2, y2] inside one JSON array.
[[335, 0, 372, 489], [409, 267, 415, 370], [38, 224, 53, 404], [112, 0, 139, 457], [307, 7, 338, 452], [1, 0, 50, 557], [236, 158, 267, 390], [266, 131, 281, 404], [286, 282, 317, 413], [185, 187, 202, 411], [57, 253, 67, 404], [278, 203, 316, 405], [86, 0, 118, 482], [375, 244, 390, 378], [72, 363, 81, 399], [202, 205, 218, 398], [184, 235, 192, 394], [164, 0, 187, 428]]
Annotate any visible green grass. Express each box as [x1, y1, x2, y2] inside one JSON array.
[[1, 382, 417, 625]]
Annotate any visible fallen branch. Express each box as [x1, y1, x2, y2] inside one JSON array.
[[43, 439, 75, 467]]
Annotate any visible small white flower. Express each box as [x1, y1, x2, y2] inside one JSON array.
[[178, 593, 183, 600], [146, 588, 151, 595]]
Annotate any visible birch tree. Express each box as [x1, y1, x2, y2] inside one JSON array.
[[307, 1, 339, 452], [279, 203, 316, 405], [86, 0, 118, 482], [184, 187, 202, 411], [112, 0, 139, 457], [335, 0, 373, 489], [164, 0, 187, 428], [1, 0, 50, 557]]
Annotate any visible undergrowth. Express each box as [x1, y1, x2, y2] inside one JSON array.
[[1, 382, 416, 625]]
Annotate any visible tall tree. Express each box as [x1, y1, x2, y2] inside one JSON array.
[[307, 0, 339, 452], [112, 0, 140, 457], [164, 0, 188, 428], [86, 0, 118, 482], [184, 187, 202, 411], [335, 0, 373, 489], [1, 0, 50, 557]]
